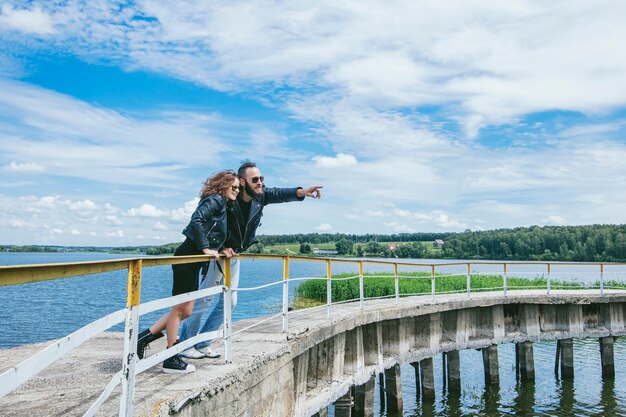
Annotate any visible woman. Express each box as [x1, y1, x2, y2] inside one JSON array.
[[136, 170, 240, 374]]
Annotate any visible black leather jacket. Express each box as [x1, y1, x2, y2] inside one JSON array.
[[182, 194, 228, 251], [226, 187, 303, 252]]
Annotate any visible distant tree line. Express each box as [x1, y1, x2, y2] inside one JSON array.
[[257, 232, 450, 246], [145, 243, 180, 255], [442, 224, 626, 262], [0, 245, 59, 252]]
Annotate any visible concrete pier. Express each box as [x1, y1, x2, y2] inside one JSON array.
[[559, 338, 575, 378], [333, 391, 353, 417], [516, 341, 535, 381], [600, 336, 615, 377], [353, 377, 375, 417], [445, 350, 461, 390], [482, 345, 500, 385], [419, 357, 436, 399], [383, 364, 403, 413], [2, 291, 626, 417]]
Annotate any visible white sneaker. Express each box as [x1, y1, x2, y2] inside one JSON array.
[[197, 346, 221, 358], [179, 347, 205, 359]]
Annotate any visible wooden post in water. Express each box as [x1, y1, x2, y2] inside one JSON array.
[[482, 345, 500, 385], [600, 336, 615, 377]]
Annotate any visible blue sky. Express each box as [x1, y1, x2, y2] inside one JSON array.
[[1, 1, 626, 246]]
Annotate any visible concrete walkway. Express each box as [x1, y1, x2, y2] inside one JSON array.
[[0, 289, 622, 417], [0, 295, 336, 417]]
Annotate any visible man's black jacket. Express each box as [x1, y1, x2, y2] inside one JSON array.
[[226, 186, 303, 252]]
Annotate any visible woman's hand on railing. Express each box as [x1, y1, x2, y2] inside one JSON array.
[[202, 248, 220, 259], [221, 248, 238, 258]]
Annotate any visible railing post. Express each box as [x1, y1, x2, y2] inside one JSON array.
[[394, 263, 399, 304], [359, 261, 364, 310], [282, 256, 289, 333], [431, 265, 436, 301], [600, 264, 604, 294], [503, 263, 508, 297], [326, 259, 332, 320], [466, 263, 471, 297], [119, 259, 142, 417], [223, 258, 232, 363], [547, 263, 551, 295]]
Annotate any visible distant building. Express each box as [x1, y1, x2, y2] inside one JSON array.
[[433, 239, 445, 248], [387, 243, 397, 250], [313, 248, 338, 255]]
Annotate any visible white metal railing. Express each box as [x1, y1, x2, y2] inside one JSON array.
[[1, 256, 626, 416]]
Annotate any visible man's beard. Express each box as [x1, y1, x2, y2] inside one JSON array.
[[244, 181, 264, 198]]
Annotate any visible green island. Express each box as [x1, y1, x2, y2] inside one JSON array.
[[293, 272, 626, 308]]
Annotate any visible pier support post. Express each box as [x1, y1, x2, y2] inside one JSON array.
[[600, 336, 615, 377], [482, 345, 500, 385], [353, 376, 375, 417], [378, 373, 385, 410], [384, 364, 403, 413], [410, 362, 420, 400], [559, 338, 574, 378], [446, 350, 461, 390], [334, 391, 353, 417], [420, 357, 436, 399], [516, 342, 535, 381]]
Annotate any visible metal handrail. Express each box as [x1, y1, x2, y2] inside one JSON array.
[[2, 254, 626, 416]]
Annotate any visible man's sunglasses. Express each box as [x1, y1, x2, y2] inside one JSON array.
[[248, 176, 264, 184]]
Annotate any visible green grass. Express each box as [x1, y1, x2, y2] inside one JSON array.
[[264, 242, 337, 255], [293, 272, 617, 307]]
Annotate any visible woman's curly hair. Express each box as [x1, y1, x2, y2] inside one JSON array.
[[200, 170, 238, 198]]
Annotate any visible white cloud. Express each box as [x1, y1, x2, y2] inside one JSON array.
[[125, 204, 168, 218], [9, 219, 25, 228], [154, 221, 168, 231], [70, 229, 80, 235], [316, 223, 333, 232], [0, 5, 56, 35], [105, 230, 124, 238], [542, 215, 567, 226], [68, 199, 97, 211], [170, 199, 199, 222], [312, 153, 357, 168], [4, 161, 46, 173], [105, 215, 123, 226], [0, 80, 229, 188]]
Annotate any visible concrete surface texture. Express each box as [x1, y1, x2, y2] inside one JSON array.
[[1, 290, 625, 417]]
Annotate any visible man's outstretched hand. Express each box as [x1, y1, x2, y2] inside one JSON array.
[[298, 185, 323, 199]]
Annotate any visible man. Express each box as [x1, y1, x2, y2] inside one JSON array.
[[179, 161, 323, 358]]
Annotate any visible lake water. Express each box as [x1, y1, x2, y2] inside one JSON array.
[[2, 252, 626, 416]]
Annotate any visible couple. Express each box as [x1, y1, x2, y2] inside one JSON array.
[[136, 161, 323, 374]]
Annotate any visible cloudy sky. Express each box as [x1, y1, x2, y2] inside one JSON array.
[[1, 1, 625, 246]]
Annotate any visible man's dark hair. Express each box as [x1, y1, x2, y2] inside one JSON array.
[[238, 160, 257, 178]]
